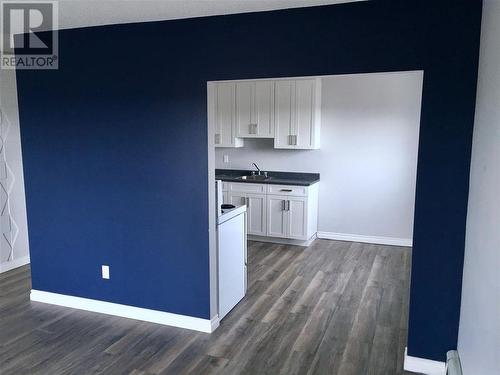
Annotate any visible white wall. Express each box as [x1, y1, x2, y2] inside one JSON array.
[[458, 1, 500, 374], [0, 69, 30, 273], [216, 71, 423, 244]]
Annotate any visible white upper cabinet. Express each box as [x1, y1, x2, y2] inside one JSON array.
[[210, 77, 321, 149], [209, 82, 244, 148], [295, 79, 320, 149], [274, 78, 321, 150], [274, 80, 294, 148], [235, 82, 253, 137], [236, 81, 274, 138], [254, 81, 275, 137]]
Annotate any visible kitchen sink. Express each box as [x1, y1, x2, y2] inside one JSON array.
[[239, 175, 271, 181]]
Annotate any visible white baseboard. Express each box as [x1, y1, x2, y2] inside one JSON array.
[[0, 255, 30, 274], [248, 234, 316, 247], [317, 231, 412, 247], [404, 348, 446, 375], [30, 289, 219, 333]]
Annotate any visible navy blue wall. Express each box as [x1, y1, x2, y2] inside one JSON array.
[[16, 1, 482, 361]]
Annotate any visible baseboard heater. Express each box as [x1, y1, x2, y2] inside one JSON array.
[[446, 351, 463, 375]]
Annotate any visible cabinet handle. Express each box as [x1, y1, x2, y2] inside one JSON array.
[[215, 133, 220, 144], [286, 200, 290, 211], [293, 135, 297, 145], [282, 200, 286, 211], [280, 189, 293, 192], [288, 135, 292, 145], [246, 197, 250, 207]]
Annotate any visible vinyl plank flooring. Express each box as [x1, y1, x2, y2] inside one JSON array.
[[187, 355, 229, 375], [0, 239, 413, 375]]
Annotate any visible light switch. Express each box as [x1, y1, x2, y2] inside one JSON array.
[[102, 265, 110, 279]]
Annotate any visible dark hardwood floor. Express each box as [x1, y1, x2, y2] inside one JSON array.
[[0, 239, 414, 374]]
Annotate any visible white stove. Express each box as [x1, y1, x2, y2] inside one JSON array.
[[215, 180, 247, 320]]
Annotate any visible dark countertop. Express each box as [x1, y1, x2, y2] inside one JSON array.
[[215, 169, 320, 186]]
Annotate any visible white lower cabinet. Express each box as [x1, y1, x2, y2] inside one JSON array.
[[287, 197, 308, 239], [229, 191, 267, 236], [247, 194, 267, 236], [224, 182, 318, 241], [228, 193, 245, 207], [267, 196, 288, 238], [266, 195, 308, 239]]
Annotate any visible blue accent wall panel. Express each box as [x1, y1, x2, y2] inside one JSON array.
[[16, 1, 482, 360]]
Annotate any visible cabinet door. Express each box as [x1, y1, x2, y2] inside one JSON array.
[[246, 193, 267, 236], [295, 79, 315, 149], [274, 80, 295, 148], [208, 83, 218, 145], [287, 197, 308, 240], [215, 82, 243, 148], [229, 193, 246, 207], [254, 81, 274, 137], [216, 82, 235, 146], [235, 82, 253, 137], [237, 81, 274, 138], [267, 195, 287, 238]]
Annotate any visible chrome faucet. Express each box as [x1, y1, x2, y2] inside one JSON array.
[[252, 162, 261, 175]]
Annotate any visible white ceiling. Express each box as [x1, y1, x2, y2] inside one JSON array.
[[57, 0, 364, 30], [0, 1, 365, 53]]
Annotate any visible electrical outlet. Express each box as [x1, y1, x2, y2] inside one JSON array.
[[223, 154, 229, 163], [102, 265, 110, 279]]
